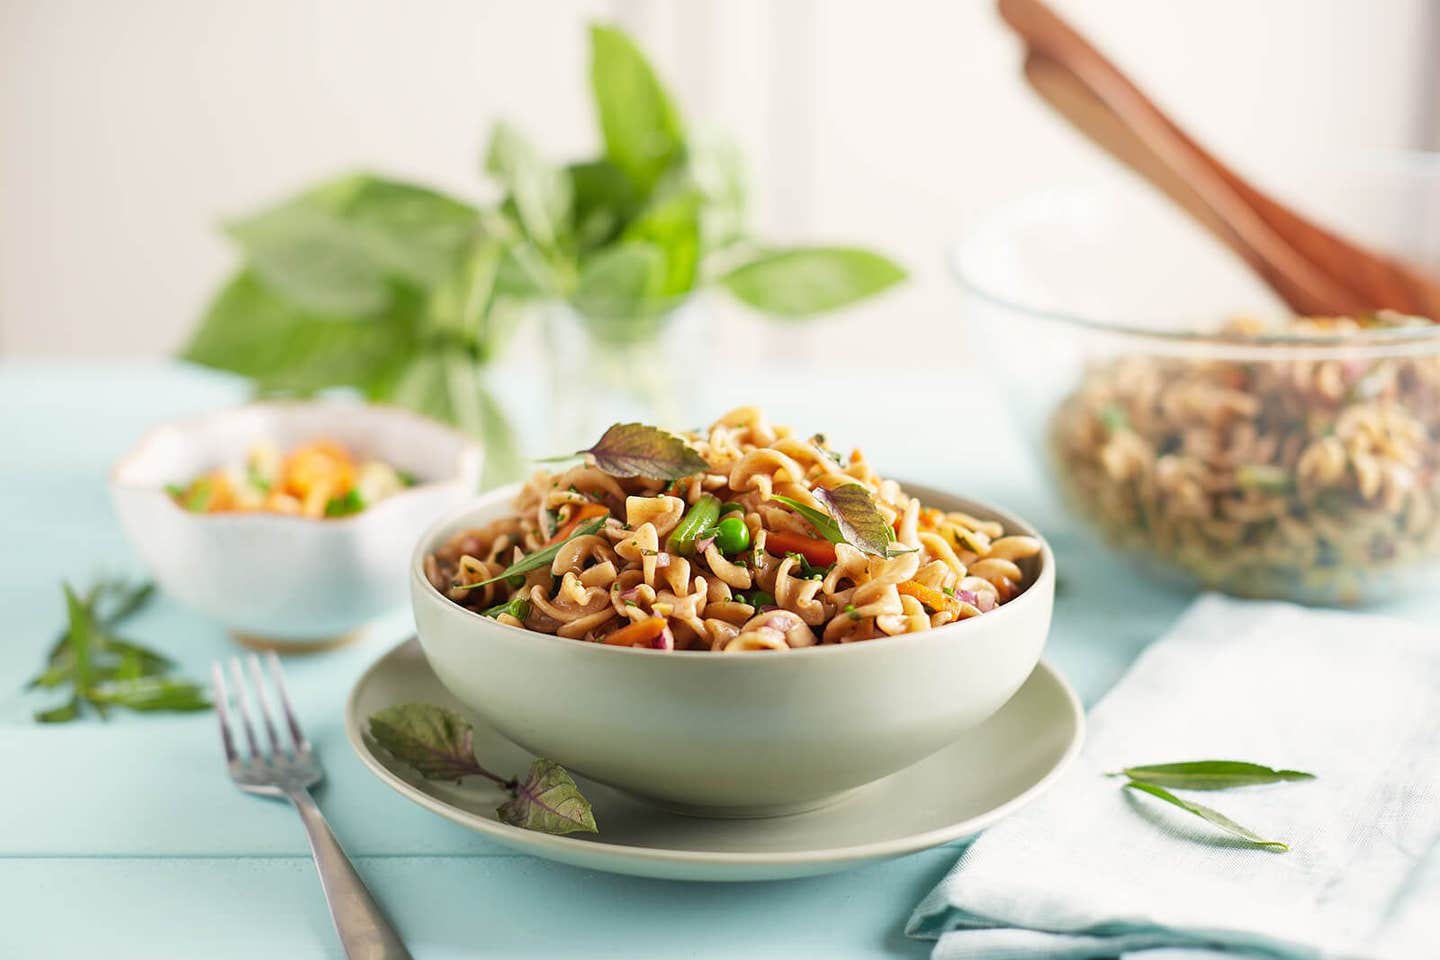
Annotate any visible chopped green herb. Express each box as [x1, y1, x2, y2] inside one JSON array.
[[449, 517, 608, 592], [323, 488, 365, 517], [845, 603, 859, 621], [481, 595, 530, 621], [942, 586, 954, 597], [396, 469, 419, 487], [1100, 404, 1130, 433], [246, 463, 272, 493], [180, 478, 213, 512]]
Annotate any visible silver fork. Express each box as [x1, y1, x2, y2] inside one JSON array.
[[213, 653, 412, 960]]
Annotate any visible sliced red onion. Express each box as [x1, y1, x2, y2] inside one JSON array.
[[956, 589, 979, 606], [695, 535, 716, 554], [619, 586, 642, 602], [759, 604, 780, 613], [653, 625, 675, 650], [976, 592, 996, 612]]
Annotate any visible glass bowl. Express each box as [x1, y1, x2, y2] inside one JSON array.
[[955, 158, 1440, 604]]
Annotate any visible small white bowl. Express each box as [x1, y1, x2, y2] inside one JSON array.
[[112, 401, 483, 648], [410, 482, 1055, 817]]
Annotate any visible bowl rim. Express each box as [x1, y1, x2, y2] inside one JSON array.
[[109, 399, 483, 528], [952, 159, 1440, 354], [410, 480, 1056, 659]]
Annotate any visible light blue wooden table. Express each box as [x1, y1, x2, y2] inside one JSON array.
[[8, 361, 1414, 959]]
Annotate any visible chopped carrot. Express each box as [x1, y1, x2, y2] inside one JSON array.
[[896, 579, 960, 616], [546, 502, 610, 545], [282, 440, 356, 503], [602, 617, 667, 646], [764, 530, 837, 567]]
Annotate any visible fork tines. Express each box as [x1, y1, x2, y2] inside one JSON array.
[[212, 651, 311, 764]]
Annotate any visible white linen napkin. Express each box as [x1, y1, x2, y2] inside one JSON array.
[[907, 594, 1440, 959]]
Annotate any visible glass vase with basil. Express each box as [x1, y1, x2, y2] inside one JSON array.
[[182, 23, 906, 483]]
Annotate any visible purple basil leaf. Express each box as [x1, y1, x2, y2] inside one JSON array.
[[368, 703, 490, 783], [497, 758, 598, 835]]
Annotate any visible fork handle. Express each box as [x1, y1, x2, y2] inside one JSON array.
[[287, 788, 413, 960]]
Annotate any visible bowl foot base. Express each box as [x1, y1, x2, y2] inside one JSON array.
[[231, 628, 363, 654]]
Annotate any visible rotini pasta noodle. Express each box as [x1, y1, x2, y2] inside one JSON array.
[[428, 409, 1041, 650]]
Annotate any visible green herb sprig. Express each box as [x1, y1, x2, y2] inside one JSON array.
[[1113, 759, 1317, 852], [369, 704, 596, 836], [28, 580, 211, 723], [181, 24, 905, 490], [448, 516, 608, 592]]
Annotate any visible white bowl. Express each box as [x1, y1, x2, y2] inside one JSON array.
[[112, 401, 483, 645], [410, 482, 1055, 817]]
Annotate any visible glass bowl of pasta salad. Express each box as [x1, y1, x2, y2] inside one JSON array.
[[410, 409, 1056, 816], [956, 159, 1440, 604]]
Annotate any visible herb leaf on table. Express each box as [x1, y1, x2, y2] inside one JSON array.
[[368, 704, 597, 836], [28, 580, 210, 723]]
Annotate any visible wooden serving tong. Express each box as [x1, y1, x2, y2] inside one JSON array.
[[997, 0, 1440, 320]]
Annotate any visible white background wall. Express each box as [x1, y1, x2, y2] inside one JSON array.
[[2, 0, 1436, 363]]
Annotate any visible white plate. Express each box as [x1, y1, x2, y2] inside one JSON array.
[[345, 638, 1085, 882]]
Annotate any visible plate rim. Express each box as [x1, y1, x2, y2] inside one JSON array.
[[344, 637, 1086, 870]]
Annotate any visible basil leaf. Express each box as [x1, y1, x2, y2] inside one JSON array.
[[369, 704, 488, 782], [370, 705, 597, 836], [567, 160, 641, 251], [318, 175, 478, 289], [498, 758, 598, 836], [184, 271, 420, 396], [574, 422, 709, 480], [226, 203, 392, 316], [719, 247, 906, 318], [1120, 761, 1316, 791], [769, 495, 844, 544], [226, 175, 479, 315], [450, 517, 609, 592], [621, 189, 702, 297], [589, 23, 686, 192], [1125, 780, 1289, 851], [813, 484, 896, 557], [485, 122, 571, 253]]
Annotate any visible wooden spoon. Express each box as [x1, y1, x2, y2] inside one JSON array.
[[998, 0, 1440, 320]]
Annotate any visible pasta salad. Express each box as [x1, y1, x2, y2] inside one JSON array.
[[425, 408, 1041, 651]]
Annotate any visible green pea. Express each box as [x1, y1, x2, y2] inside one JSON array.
[[714, 516, 751, 554]]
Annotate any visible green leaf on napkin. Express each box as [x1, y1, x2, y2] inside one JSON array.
[[1117, 761, 1316, 791], [369, 704, 597, 836], [498, 759, 599, 835], [1124, 780, 1289, 852]]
